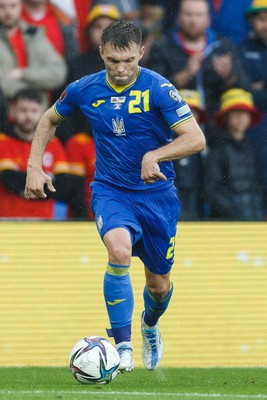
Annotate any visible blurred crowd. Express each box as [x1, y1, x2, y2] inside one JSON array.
[[0, 0, 267, 221]]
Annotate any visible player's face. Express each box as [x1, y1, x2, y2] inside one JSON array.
[[12, 99, 43, 140], [177, 0, 210, 40], [250, 12, 267, 42], [0, 0, 21, 29], [99, 42, 145, 86]]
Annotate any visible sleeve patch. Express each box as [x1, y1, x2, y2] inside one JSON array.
[[176, 104, 191, 117], [168, 89, 183, 102], [59, 89, 67, 103]]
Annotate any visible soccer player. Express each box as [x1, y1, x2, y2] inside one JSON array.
[[24, 21, 206, 372]]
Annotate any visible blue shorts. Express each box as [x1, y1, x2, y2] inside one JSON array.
[[90, 181, 180, 275]]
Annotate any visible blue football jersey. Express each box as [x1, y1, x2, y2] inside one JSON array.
[[55, 67, 193, 190]]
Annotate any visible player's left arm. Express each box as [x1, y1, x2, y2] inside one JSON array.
[[24, 106, 63, 199], [141, 117, 205, 184]]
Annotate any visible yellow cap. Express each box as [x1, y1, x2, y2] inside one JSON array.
[[246, 0, 267, 15], [179, 89, 206, 123], [86, 4, 121, 27], [215, 88, 262, 128]]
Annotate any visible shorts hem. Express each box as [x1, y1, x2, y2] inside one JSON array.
[[100, 224, 132, 240]]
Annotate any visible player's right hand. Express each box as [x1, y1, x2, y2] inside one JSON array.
[[24, 168, 56, 200], [141, 153, 167, 184]]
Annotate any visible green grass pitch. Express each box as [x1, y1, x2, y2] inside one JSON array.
[[0, 367, 267, 400]]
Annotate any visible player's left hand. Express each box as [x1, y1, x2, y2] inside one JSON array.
[[141, 153, 167, 184], [24, 167, 56, 199]]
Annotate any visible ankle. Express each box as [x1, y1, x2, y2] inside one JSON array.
[[141, 311, 157, 330], [116, 341, 133, 351]]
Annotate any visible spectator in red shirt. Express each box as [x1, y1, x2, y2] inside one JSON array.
[[0, 88, 71, 219]]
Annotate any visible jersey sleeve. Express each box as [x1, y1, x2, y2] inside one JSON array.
[[54, 80, 80, 119], [153, 78, 193, 131]]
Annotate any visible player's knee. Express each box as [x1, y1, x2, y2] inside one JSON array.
[[147, 282, 169, 300], [108, 243, 132, 265]]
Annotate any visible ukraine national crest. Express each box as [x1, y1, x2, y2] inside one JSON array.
[[112, 117, 126, 136]]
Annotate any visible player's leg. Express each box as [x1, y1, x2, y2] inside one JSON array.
[[91, 182, 142, 372], [141, 268, 173, 370], [143, 267, 173, 326], [134, 185, 179, 370], [103, 227, 134, 372]]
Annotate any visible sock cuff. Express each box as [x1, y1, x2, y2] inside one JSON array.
[[106, 326, 132, 344], [106, 262, 130, 276]]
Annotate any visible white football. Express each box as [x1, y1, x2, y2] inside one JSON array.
[[69, 336, 120, 384]]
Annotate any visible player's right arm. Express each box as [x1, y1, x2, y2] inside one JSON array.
[[24, 106, 62, 199]]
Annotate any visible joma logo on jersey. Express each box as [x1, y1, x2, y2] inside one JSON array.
[[112, 117, 126, 136], [92, 100, 105, 107]]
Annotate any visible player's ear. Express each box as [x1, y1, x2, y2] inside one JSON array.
[[139, 46, 145, 61], [99, 46, 104, 59]]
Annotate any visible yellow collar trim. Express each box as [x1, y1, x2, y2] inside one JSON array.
[[106, 67, 141, 93]]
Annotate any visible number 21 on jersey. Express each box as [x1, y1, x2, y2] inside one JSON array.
[[128, 90, 150, 113]]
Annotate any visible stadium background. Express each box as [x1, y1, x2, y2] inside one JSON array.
[[0, 222, 266, 367]]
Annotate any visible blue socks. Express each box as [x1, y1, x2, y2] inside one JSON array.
[[143, 282, 174, 327], [104, 262, 173, 341], [104, 262, 134, 344]]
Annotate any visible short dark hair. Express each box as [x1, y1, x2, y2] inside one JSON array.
[[101, 20, 142, 50], [12, 89, 43, 104]]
